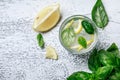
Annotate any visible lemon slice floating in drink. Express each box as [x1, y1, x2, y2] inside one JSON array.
[[73, 19, 83, 34], [33, 3, 60, 32], [70, 34, 95, 51], [64, 20, 74, 29]]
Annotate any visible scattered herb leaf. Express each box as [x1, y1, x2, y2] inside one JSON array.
[[37, 33, 44, 48], [88, 49, 102, 72], [94, 66, 113, 80], [92, 0, 109, 28], [67, 43, 120, 80], [67, 71, 93, 80], [109, 71, 120, 80]]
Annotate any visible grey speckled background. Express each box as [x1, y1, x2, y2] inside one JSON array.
[[0, 0, 120, 80]]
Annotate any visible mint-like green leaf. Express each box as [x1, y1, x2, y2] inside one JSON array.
[[37, 33, 44, 48], [78, 36, 87, 48], [61, 28, 75, 46], [92, 0, 109, 28]]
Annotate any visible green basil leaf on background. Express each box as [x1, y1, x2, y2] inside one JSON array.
[[78, 36, 87, 48], [61, 27, 76, 46], [98, 50, 117, 66], [109, 71, 120, 80], [107, 43, 119, 55], [88, 49, 102, 72], [67, 71, 93, 80], [92, 0, 109, 28], [107, 43, 119, 52], [37, 33, 44, 48], [94, 66, 113, 80]]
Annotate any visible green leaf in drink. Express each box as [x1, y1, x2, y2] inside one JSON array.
[[61, 28, 75, 46], [78, 36, 87, 48], [82, 20, 94, 34]]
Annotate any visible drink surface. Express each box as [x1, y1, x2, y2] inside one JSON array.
[[60, 16, 97, 54]]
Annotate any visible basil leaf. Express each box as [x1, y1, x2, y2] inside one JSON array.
[[98, 50, 117, 66], [61, 28, 75, 46], [67, 71, 92, 80], [95, 66, 113, 80], [82, 20, 94, 34], [107, 43, 119, 52], [109, 71, 120, 80], [92, 0, 109, 28], [78, 36, 87, 48], [88, 49, 102, 72], [37, 33, 44, 48], [107, 43, 119, 55]]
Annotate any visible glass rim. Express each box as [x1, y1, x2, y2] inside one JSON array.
[[59, 15, 98, 54]]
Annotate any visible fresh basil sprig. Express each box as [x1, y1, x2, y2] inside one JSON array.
[[92, 0, 109, 28], [109, 72, 120, 80], [67, 43, 120, 80], [88, 49, 102, 72], [37, 33, 44, 48], [67, 71, 93, 80]]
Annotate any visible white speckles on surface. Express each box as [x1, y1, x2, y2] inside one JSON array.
[[0, 0, 120, 80]]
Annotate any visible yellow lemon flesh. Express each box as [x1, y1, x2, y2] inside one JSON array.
[[33, 3, 60, 32], [46, 46, 58, 60], [74, 19, 83, 34], [64, 20, 74, 29]]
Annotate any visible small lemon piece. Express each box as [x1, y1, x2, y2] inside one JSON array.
[[74, 19, 82, 34], [64, 20, 74, 29], [33, 3, 60, 32], [77, 45, 83, 51], [70, 45, 83, 51], [46, 46, 58, 60]]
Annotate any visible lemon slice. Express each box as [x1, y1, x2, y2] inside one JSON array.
[[70, 45, 83, 51], [71, 35, 95, 51], [64, 20, 74, 29], [33, 3, 60, 32], [74, 19, 83, 34], [46, 46, 58, 60], [87, 34, 94, 45]]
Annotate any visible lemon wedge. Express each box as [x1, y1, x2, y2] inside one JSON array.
[[33, 3, 60, 32], [46, 46, 58, 60], [74, 19, 82, 34]]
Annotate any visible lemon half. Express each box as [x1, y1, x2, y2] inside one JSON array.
[[33, 3, 60, 32]]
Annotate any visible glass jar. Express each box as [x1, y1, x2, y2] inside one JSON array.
[[59, 15, 98, 54]]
